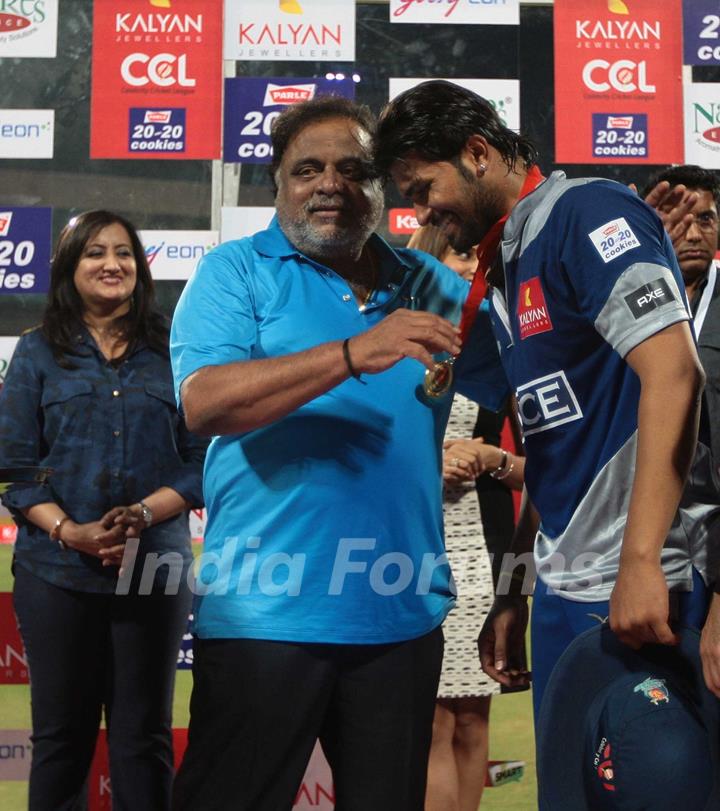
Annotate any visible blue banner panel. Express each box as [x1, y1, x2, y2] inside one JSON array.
[[223, 76, 354, 164], [0, 207, 51, 295]]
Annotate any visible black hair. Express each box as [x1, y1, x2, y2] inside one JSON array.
[[42, 209, 168, 367], [641, 165, 720, 208], [375, 79, 538, 177], [268, 95, 377, 194]]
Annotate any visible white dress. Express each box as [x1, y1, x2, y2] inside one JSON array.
[[439, 394, 500, 698]]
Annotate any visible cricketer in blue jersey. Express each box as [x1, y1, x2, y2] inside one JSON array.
[[376, 80, 713, 718]]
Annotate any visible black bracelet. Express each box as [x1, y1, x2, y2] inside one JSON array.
[[342, 338, 364, 382]]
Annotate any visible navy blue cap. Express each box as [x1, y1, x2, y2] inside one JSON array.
[[537, 625, 720, 810]]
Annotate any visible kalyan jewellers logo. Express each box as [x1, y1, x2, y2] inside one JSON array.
[[608, 0, 629, 14], [280, 0, 303, 12]]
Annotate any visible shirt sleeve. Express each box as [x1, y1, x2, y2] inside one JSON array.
[[0, 333, 53, 514], [558, 182, 689, 358], [162, 419, 208, 508], [170, 241, 257, 407], [454, 302, 510, 411]]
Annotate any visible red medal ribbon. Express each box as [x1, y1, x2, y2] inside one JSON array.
[[458, 165, 545, 347]]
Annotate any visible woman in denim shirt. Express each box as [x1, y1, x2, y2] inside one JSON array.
[[0, 210, 207, 811]]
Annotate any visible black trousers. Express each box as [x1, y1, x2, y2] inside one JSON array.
[[13, 565, 192, 811], [172, 627, 444, 811]]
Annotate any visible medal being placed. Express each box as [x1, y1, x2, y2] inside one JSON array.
[[423, 358, 454, 398]]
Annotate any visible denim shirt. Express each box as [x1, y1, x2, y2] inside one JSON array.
[[0, 326, 207, 593]]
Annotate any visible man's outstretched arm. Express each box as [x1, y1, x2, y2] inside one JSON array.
[[181, 309, 462, 436]]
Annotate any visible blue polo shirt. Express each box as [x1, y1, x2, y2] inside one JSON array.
[[171, 218, 506, 643]]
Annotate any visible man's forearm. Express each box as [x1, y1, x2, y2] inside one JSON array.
[[497, 487, 539, 596], [180, 308, 463, 436], [621, 349, 702, 567], [182, 340, 350, 436]]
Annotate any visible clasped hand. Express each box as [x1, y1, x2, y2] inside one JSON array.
[[60, 504, 148, 568], [442, 437, 503, 484]]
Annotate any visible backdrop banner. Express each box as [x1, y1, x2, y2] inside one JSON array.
[[554, 0, 683, 164], [90, 0, 223, 160]]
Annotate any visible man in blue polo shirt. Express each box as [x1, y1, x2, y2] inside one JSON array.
[[170, 97, 505, 811], [375, 80, 712, 727]]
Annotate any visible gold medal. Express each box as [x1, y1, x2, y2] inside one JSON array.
[[423, 359, 454, 398]]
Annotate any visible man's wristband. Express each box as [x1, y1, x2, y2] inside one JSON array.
[[342, 338, 364, 382]]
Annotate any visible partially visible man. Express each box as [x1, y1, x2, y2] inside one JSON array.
[[643, 166, 720, 451], [642, 165, 720, 698], [169, 96, 504, 811], [375, 80, 711, 722]]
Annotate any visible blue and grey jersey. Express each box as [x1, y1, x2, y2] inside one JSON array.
[[490, 171, 706, 601]]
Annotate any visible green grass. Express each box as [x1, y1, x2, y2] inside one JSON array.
[[0, 545, 537, 810]]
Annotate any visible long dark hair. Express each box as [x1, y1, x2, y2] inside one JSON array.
[[42, 210, 168, 366], [375, 79, 538, 178]]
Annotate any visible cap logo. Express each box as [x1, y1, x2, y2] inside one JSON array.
[[634, 677, 669, 705], [593, 738, 615, 792]]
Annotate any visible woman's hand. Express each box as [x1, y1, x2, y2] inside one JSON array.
[[60, 518, 127, 567], [442, 437, 504, 484], [105, 503, 150, 539]]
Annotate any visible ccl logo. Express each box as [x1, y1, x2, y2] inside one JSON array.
[[582, 60, 655, 94], [120, 53, 195, 87]]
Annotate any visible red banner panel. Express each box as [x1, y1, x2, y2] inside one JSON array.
[[0, 592, 28, 684], [90, 0, 222, 160], [554, 0, 683, 164]]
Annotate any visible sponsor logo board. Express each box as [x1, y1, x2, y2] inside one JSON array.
[[0, 207, 52, 294], [128, 107, 186, 154], [389, 77, 520, 131], [83, 730, 333, 810], [90, 0, 223, 159], [220, 206, 275, 242], [0, 731, 33, 780], [0, 109, 54, 159], [684, 82, 720, 168], [591, 113, 648, 159], [683, 0, 720, 66], [389, 0, 519, 26], [389, 208, 419, 235], [0, 0, 58, 57], [139, 230, 218, 279], [224, 0, 356, 62], [224, 76, 354, 164], [554, 0, 683, 163], [0, 594, 28, 684]]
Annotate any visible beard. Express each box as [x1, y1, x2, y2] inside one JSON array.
[[444, 163, 508, 253], [278, 187, 384, 262]]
